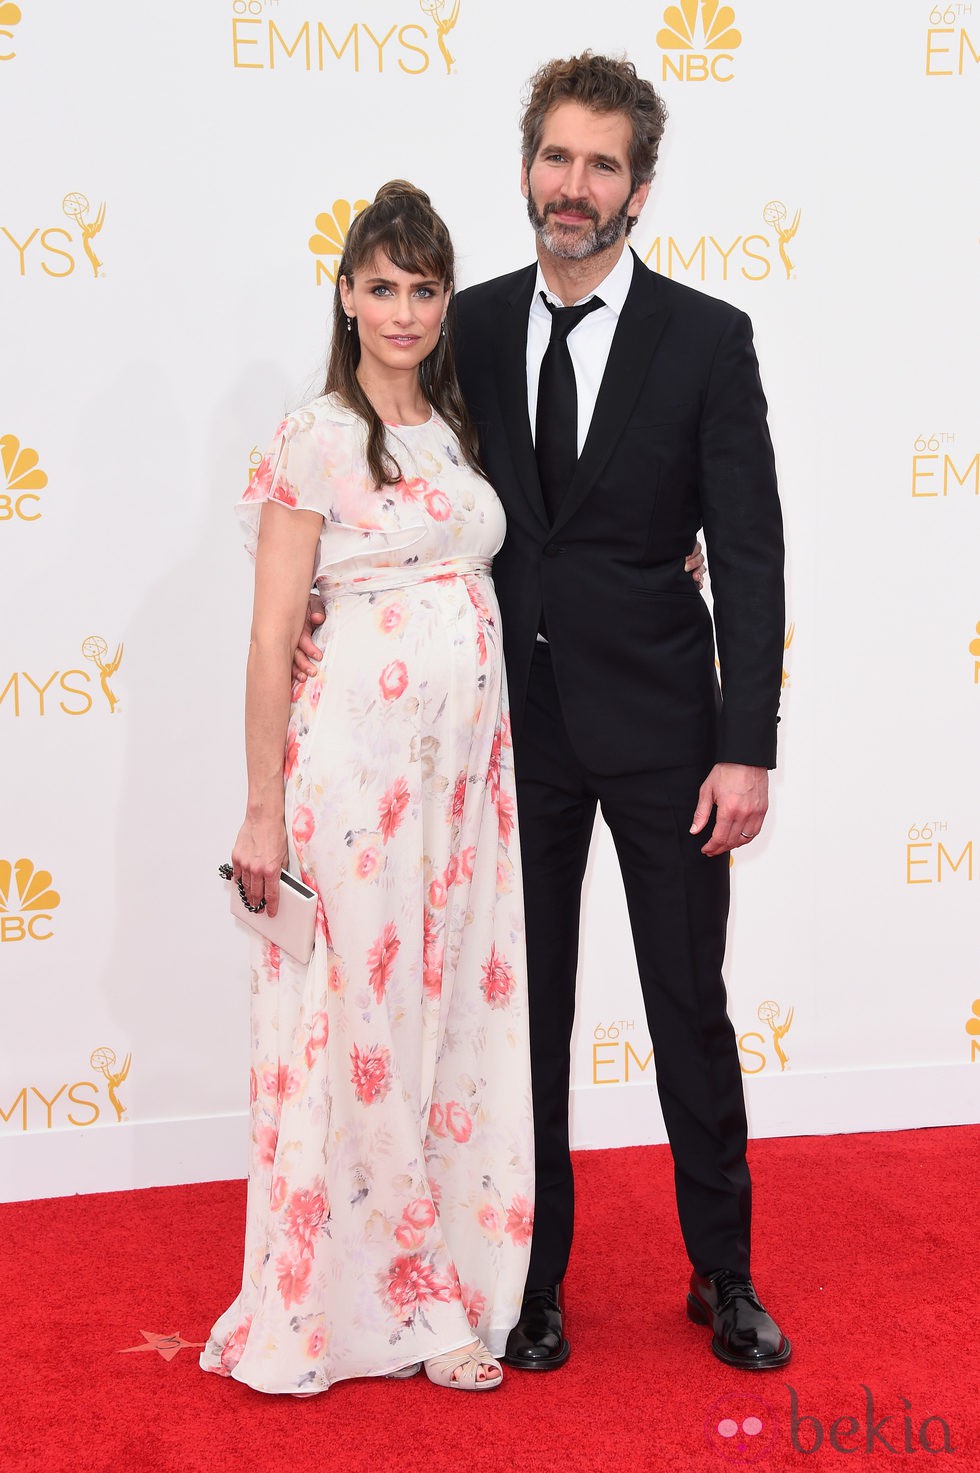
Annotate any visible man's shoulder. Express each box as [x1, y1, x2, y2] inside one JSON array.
[[631, 254, 751, 330], [456, 264, 535, 315]]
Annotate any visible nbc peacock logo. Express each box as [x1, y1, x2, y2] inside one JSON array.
[[0, 858, 61, 943], [0, 2, 20, 61], [308, 197, 369, 286], [967, 1000, 980, 1061], [1, 433, 46, 522], [657, 0, 741, 81]]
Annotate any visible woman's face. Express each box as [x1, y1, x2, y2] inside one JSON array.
[[340, 251, 449, 382]]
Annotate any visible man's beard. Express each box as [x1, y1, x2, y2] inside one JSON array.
[[526, 190, 631, 261]]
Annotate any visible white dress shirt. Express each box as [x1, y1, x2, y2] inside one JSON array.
[[526, 245, 635, 455]]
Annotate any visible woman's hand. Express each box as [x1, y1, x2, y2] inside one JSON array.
[[292, 594, 326, 682], [685, 538, 706, 588], [232, 815, 288, 917]]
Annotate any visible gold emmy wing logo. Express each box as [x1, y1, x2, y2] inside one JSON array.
[[657, 0, 741, 80], [967, 1000, 980, 1060], [308, 198, 368, 285], [62, 191, 105, 279], [757, 999, 793, 1071], [91, 1046, 131, 1123], [782, 622, 795, 689], [0, 858, 60, 943], [1, 433, 46, 522], [763, 201, 801, 280], [419, 0, 459, 74], [0, 1, 20, 60], [82, 634, 123, 712]]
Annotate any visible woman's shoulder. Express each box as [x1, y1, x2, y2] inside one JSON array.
[[279, 391, 363, 439]]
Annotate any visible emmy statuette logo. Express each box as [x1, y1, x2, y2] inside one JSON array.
[[763, 201, 801, 280], [90, 1047, 132, 1122], [1, 433, 46, 521], [308, 198, 369, 285], [82, 635, 123, 713], [737, 1001, 794, 1074], [657, 0, 742, 81], [419, 0, 459, 74], [62, 192, 105, 279], [0, 858, 60, 943]]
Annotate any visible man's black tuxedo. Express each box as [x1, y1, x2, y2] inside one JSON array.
[[455, 250, 785, 1288], [456, 251, 784, 776]]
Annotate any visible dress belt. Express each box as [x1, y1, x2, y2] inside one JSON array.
[[318, 557, 492, 600]]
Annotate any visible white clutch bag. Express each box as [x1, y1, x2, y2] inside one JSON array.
[[218, 863, 317, 963]]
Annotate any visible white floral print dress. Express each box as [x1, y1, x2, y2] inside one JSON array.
[[201, 393, 534, 1395]]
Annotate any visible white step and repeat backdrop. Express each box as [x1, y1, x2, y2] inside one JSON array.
[[2, 1, 978, 1200]]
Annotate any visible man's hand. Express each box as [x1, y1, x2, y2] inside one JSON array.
[[685, 538, 706, 588], [292, 593, 326, 682], [690, 763, 768, 857]]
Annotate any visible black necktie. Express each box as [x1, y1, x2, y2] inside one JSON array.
[[535, 292, 604, 525]]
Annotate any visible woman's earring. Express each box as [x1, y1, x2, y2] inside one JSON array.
[[346, 315, 353, 334], [440, 319, 446, 338]]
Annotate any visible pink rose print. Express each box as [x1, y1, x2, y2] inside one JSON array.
[[284, 1184, 330, 1258], [292, 805, 316, 845], [445, 854, 458, 887], [276, 1252, 312, 1309], [262, 1062, 301, 1105], [306, 1327, 326, 1359], [500, 712, 512, 748], [381, 1254, 454, 1317], [376, 599, 407, 634], [249, 1068, 258, 1104], [428, 1102, 447, 1137], [459, 846, 476, 880], [219, 1316, 253, 1373], [269, 476, 299, 508], [504, 1194, 534, 1247], [428, 877, 447, 910], [396, 476, 427, 504], [315, 898, 331, 945], [444, 1101, 473, 1143], [378, 777, 410, 843], [423, 488, 452, 521], [355, 844, 381, 880], [461, 1285, 487, 1331], [422, 911, 443, 999], [476, 1199, 504, 1243], [367, 922, 400, 1004], [395, 1197, 436, 1250], [304, 1010, 329, 1069], [265, 942, 281, 974], [328, 960, 347, 994], [269, 1175, 288, 1211], [350, 1042, 392, 1105], [283, 732, 301, 778], [486, 729, 502, 802], [450, 771, 467, 825], [255, 1123, 278, 1169], [495, 789, 515, 845], [379, 660, 408, 702], [244, 452, 275, 502], [480, 945, 516, 1009]]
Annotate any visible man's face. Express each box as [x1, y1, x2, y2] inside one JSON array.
[[522, 101, 650, 262]]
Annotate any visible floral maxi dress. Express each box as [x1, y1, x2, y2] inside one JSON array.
[[201, 394, 534, 1395]]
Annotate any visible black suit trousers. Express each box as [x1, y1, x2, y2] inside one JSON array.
[[518, 644, 752, 1288]]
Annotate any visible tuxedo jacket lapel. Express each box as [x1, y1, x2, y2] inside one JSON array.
[[490, 267, 550, 532], [551, 254, 671, 536]]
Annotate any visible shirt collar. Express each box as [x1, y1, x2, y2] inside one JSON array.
[[532, 245, 635, 318]]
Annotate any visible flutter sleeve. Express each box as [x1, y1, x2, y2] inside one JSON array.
[[236, 408, 340, 559]]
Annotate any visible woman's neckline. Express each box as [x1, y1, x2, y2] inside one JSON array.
[[383, 407, 435, 429]]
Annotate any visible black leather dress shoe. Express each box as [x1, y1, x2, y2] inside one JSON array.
[[503, 1284, 570, 1371], [687, 1270, 791, 1370]]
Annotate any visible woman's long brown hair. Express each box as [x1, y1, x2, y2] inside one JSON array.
[[323, 180, 484, 489]]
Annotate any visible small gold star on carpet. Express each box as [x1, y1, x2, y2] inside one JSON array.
[[118, 1330, 205, 1362]]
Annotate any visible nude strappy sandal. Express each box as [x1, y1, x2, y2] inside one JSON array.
[[423, 1339, 502, 1390]]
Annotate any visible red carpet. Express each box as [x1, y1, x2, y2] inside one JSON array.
[[2, 1128, 977, 1472]]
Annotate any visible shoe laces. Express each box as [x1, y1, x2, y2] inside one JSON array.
[[711, 1271, 762, 1310]]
